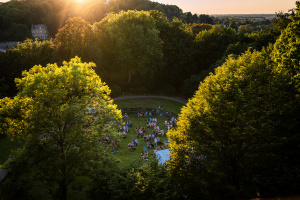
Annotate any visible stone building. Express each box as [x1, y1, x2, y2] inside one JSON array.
[[31, 24, 49, 40]]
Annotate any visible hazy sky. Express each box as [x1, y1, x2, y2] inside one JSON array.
[[154, 0, 296, 14], [0, 0, 296, 14]]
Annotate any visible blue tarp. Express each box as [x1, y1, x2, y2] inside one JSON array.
[[156, 149, 170, 165]]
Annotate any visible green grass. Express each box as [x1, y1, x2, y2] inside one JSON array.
[[0, 97, 184, 167], [113, 97, 185, 114], [0, 134, 20, 165], [112, 115, 170, 165], [112, 97, 184, 165]]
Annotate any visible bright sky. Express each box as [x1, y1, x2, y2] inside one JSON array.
[[0, 0, 297, 14], [153, 0, 296, 14]]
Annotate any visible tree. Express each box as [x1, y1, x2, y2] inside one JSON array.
[[168, 48, 300, 199], [198, 14, 214, 24], [271, 11, 293, 36], [187, 23, 212, 37], [0, 57, 121, 200], [54, 17, 95, 62], [0, 39, 55, 97], [93, 10, 163, 85], [89, 161, 179, 200], [194, 25, 238, 73], [273, 1, 300, 81], [152, 17, 195, 91]]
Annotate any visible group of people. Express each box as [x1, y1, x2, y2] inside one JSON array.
[[114, 108, 177, 160], [99, 134, 120, 154], [128, 138, 140, 151], [146, 118, 158, 129], [165, 117, 177, 131], [138, 110, 153, 118], [135, 126, 147, 138], [118, 124, 131, 138]]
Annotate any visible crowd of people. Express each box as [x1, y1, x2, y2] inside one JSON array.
[[99, 107, 177, 157], [112, 108, 177, 160]]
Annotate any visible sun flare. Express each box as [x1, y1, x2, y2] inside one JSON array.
[[75, 0, 85, 3]]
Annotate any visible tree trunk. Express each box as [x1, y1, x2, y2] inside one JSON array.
[[59, 165, 67, 200], [128, 71, 131, 83]]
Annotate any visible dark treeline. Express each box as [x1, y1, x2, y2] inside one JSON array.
[[0, 0, 213, 41], [0, 1, 294, 98]]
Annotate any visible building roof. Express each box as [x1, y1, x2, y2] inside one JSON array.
[[31, 24, 47, 29]]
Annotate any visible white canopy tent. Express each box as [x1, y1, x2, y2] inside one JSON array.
[[156, 149, 170, 165]]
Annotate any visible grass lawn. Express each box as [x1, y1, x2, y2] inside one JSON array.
[[112, 115, 171, 165], [113, 97, 185, 114], [0, 98, 184, 167], [112, 97, 185, 165]]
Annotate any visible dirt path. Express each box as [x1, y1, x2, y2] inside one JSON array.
[[113, 95, 188, 104]]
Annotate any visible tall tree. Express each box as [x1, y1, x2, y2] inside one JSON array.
[[194, 25, 238, 72], [152, 16, 195, 92], [54, 17, 95, 62], [168, 47, 300, 199], [0, 57, 121, 200], [93, 10, 163, 85]]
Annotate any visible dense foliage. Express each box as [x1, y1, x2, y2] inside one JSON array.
[[0, 39, 55, 97], [0, 57, 121, 200], [167, 3, 300, 199], [1, 9, 281, 98], [0, 0, 212, 41], [0, 1, 300, 200]]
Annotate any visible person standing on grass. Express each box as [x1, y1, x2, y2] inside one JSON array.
[[135, 138, 139, 146]]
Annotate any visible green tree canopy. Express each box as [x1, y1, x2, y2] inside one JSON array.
[[0, 57, 121, 200], [194, 25, 238, 73], [168, 47, 300, 199], [54, 17, 95, 62], [93, 10, 163, 84]]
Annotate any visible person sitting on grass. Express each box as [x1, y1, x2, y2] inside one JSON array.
[[144, 150, 149, 160], [124, 113, 128, 118], [128, 142, 135, 151], [164, 139, 168, 146], [152, 132, 155, 139], [157, 137, 162, 145], [139, 129, 143, 137], [149, 141, 154, 149], [141, 151, 145, 160]]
